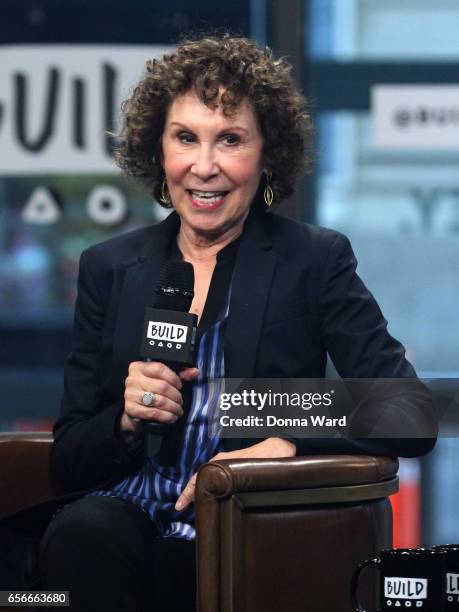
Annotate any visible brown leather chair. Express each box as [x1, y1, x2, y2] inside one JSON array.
[[0, 433, 398, 612]]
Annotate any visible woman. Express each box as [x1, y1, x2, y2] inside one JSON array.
[[39, 35, 434, 611]]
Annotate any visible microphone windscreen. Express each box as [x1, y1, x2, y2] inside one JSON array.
[[153, 260, 194, 312]]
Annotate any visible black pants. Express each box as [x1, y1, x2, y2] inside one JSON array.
[[39, 496, 196, 612]]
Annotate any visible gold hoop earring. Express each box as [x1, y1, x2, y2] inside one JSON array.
[[160, 179, 171, 205], [263, 172, 274, 208]]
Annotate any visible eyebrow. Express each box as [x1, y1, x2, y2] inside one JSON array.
[[168, 121, 249, 134]]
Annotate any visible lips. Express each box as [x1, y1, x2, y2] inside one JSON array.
[[188, 189, 229, 208]]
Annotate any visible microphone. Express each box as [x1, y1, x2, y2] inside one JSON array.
[[139, 260, 198, 457]]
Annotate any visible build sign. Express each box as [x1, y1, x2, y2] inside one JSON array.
[[372, 85, 459, 151], [0, 45, 172, 175]]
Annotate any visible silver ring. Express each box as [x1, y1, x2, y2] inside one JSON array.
[[141, 392, 156, 407]]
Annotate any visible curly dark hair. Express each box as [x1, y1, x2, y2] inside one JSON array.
[[115, 34, 313, 207]]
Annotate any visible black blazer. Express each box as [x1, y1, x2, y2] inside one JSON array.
[[51, 207, 435, 493]]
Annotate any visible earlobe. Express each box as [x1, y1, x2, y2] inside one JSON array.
[[152, 148, 165, 168], [157, 144, 165, 168]]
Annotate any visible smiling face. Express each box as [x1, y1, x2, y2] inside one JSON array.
[[161, 89, 265, 242]]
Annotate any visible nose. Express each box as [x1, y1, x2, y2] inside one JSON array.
[[190, 143, 219, 180]]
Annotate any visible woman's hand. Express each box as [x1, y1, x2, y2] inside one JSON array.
[[175, 437, 296, 511], [120, 361, 199, 437]]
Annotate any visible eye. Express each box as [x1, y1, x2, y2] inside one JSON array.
[[178, 132, 195, 144], [221, 133, 240, 145]]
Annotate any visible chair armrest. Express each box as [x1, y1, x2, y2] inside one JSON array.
[[0, 433, 56, 519], [195, 455, 398, 498], [194, 455, 398, 612]]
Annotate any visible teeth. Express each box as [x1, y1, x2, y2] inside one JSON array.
[[191, 190, 226, 198]]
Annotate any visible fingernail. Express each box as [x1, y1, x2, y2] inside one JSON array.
[[175, 501, 183, 511]]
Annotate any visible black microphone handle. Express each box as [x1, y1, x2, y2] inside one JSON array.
[[144, 426, 164, 459], [142, 360, 182, 459]]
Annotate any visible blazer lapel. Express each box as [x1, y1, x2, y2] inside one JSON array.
[[112, 212, 180, 372], [225, 209, 277, 378]]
